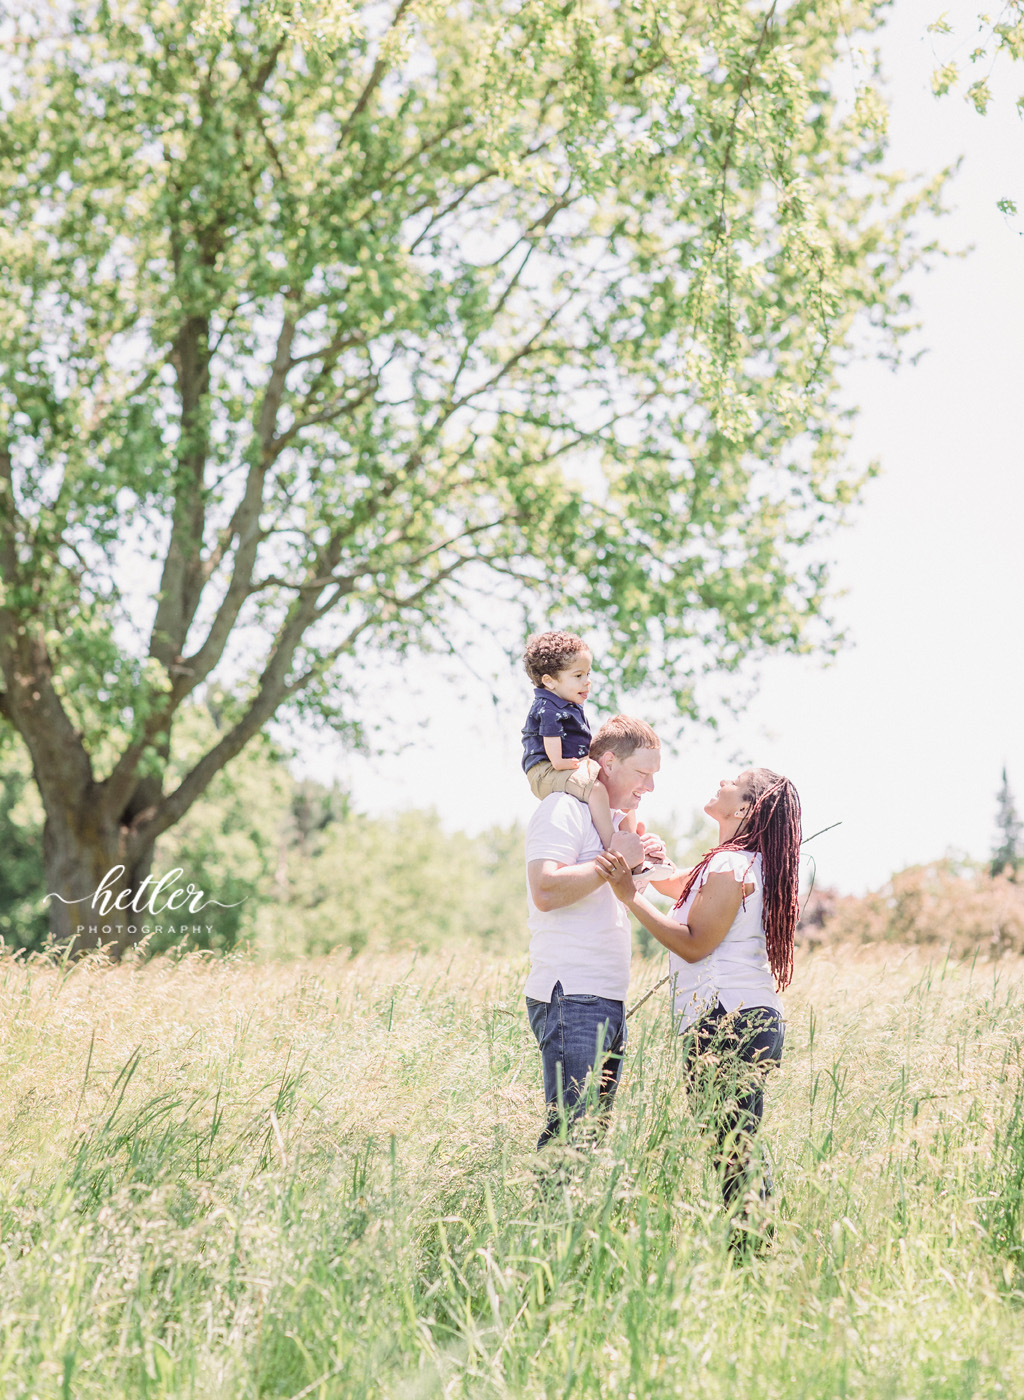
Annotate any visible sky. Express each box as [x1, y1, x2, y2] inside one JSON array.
[[300, 2, 1024, 895]]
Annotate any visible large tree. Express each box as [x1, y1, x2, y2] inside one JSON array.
[[0, 0, 935, 950]]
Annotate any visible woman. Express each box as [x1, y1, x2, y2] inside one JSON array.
[[598, 768, 801, 1233]]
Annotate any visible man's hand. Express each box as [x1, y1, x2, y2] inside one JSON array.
[[635, 821, 668, 865], [608, 828, 644, 870]]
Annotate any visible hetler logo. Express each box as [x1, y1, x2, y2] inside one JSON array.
[[45, 865, 246, 941]]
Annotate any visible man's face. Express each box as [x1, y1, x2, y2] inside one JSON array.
[[597, 746, 660, 811]]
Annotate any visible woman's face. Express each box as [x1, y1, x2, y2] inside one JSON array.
[[704, 771, 753, 826]]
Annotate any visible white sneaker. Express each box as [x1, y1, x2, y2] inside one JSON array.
[[632, 861, 675, 888]]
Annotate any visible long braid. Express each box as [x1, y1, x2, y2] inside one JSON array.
[[674, 768, 802, 990]]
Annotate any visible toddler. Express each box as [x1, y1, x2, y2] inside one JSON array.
[[520, 630, 636, 850]]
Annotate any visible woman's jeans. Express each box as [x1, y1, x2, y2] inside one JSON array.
[[525, 982, 627, 1150], [683, 1001, 784, 1211]]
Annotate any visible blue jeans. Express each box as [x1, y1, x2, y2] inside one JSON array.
[[525, 981, 627, 1149], [683, 1001, 785, 1210]]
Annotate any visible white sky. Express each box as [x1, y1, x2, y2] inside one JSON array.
[[301, 2, 1024, 895]]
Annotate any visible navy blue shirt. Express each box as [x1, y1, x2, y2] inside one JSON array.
[[521, 687, 592, 774]]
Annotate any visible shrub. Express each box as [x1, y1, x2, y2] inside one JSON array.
[[255, 810, 528, 958], [808, 860, 1024, 957]]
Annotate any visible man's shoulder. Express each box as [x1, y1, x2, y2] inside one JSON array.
[[526, 793, 593, 849], [529, 791, 588, 821]]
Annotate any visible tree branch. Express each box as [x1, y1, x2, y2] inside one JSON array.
[[691, 1, 779, 335], [125, 517, 489, 854], [337, 0, 417, 142], [284, 556, 470, 697], [128, 539, 354, 851], [101, 308, 299, 818], [270, 376, 378, 453], [0, 442, 21, 584], [147, 310, 212, 671]]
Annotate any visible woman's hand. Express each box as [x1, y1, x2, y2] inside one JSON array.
[[595, 848, 639, 903]]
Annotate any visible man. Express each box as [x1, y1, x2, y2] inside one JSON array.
[[524, 714, 663, 1148]]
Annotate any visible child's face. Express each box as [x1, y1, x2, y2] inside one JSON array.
[[541, 649, 593, 706]]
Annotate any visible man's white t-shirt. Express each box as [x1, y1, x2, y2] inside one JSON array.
[[524, 793, 631, 1003], [668, 850, 784, 1030]]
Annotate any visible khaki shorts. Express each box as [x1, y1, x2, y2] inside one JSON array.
[[527, 758, 600, 803]]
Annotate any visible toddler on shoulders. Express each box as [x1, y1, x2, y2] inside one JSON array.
[[520, 630, 636, 850]]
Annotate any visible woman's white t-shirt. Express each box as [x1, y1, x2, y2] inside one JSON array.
[[668, 850, 783, 1030]]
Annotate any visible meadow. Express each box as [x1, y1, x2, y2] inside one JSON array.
[[0, 941, 1021, 1400]]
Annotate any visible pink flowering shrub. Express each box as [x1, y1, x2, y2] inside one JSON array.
[[799, 861, 1024, 956]]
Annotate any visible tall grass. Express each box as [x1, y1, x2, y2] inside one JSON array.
[[0, 942, 1021, 1398]]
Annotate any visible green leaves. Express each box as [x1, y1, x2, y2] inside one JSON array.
[[0, 0, 941, 906], [928, 3, 1024, 128]]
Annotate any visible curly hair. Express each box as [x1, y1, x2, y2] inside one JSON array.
[[675, 768, 802, 991], [522, 630, 590, 686]]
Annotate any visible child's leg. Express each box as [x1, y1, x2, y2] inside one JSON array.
[[587, 781, 615, 849]]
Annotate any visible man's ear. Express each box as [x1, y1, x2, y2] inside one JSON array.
[[595, 749, 615, 774]]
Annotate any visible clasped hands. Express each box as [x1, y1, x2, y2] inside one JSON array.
[[596, 824, 670, 902]]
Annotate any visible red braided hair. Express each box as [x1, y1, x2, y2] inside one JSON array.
[[674, 768, 802, 990]]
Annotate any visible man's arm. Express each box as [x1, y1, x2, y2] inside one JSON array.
[[528, 858, 606, 912]]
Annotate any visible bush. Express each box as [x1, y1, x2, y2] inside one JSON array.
[[256, 809, 528, 958], [808, 860, 1024, 957], [0, 741, 48, 951]]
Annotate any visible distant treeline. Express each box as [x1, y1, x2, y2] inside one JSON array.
[[3, 712, 1021, 959], [0, 724, 529, 958]]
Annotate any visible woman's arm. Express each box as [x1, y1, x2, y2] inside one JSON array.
[[595, 852, 746, 962], [648, 868, 690, 899]]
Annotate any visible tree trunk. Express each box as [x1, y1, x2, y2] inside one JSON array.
[[42, 804, 155, 957]]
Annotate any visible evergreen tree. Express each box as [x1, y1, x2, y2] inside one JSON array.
[[991, 766, 1022, 879]]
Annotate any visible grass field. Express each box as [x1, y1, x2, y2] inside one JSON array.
[[0, 942, 1022, 1399]]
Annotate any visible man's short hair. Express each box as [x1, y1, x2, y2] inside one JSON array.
[[590, 715, 660, 760]]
